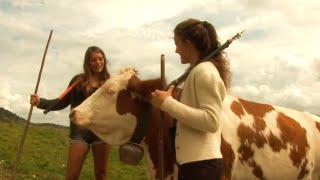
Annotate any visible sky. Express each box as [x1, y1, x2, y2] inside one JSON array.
[[0, 0, 319, 126]]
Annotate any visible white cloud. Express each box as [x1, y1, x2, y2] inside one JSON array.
[[231, 56, 320, 114], [1, 0, 319, 126], [81, 0, 203, 30]]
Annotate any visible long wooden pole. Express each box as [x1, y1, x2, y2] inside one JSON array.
[[11, 30, 53, 180], [158, 54, 165, 180]]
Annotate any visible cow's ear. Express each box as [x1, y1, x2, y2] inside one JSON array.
[[128, 75, 141, 91], [116, 89, 137, 115], [116, 89, 144, 116], [127, 75, 149, 96]]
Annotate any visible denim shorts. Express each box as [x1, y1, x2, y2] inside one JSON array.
[[70, 128, 105, 147]]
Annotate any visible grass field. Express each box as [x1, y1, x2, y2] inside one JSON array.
[[0, 120, 148, 180]]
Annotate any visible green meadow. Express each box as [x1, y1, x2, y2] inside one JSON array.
[[0, 108, 148, 180]]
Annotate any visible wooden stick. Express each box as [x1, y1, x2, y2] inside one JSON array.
[[159, 54, 165, 180], [11, 30, 53, 180]]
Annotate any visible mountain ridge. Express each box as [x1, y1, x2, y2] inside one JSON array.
[[0, 107, 67, 128]]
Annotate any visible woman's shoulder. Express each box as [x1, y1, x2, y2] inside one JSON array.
[[69, 73, 85, 85], [193, 61, 218, 75]]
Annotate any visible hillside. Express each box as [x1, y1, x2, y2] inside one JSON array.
[[0, 107, 25, 123], [0, 107, 148, 180]]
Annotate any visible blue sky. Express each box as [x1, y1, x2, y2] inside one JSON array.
[[0, 0, 319, 126]]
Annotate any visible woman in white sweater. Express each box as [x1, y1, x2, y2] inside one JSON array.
[[151, 18, 231, 180]]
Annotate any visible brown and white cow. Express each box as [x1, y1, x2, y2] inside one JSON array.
[[70, 67, 320, 180]]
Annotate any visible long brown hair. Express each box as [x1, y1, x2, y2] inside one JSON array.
[[174, 18, 231, 89], [78, 46, 110, 95]]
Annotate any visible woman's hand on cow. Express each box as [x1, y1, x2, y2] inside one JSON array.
[[30, 94, 40, 107], [151, 86, 174, 108]]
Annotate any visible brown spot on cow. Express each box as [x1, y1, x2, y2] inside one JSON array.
[[237, 124, 256, 161], [276, 113, 309, 168], [316, 122, 320, 133], [237, 123, 267, 179], [116, 89, 146, 116], [237, 111, 310, 179], [251, 161, 265, 180], [128, 75, 162, 101], [221, 136, 235, 180], [231, 101, 245, 119], [116, 76, 163, 116], [239, 98, 274, 132], [235, 98, 312, 179], [236, 98, 273, 180], [233, 97, 269, 177], [238, 123, 267, 149], [267, 132, 283, 152], [144, 110, 176, 179], [118, 76, 176, 179], [298, 159, 309, 179]]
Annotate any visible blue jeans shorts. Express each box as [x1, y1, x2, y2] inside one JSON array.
[[70, 128, 105, 147]]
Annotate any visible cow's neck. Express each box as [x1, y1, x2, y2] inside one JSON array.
[[142, 109, 177, 180], [125, 76, 178, 179]]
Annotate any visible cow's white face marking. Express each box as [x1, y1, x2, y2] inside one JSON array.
[[71, 67, 139, 145]]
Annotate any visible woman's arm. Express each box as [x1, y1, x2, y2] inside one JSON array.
[[161, 70, 226, 133], [30, 76, 79, 111], [37, 95, 70, 111]]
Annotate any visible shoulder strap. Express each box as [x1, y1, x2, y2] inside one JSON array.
[[58, 78, 81, 100]]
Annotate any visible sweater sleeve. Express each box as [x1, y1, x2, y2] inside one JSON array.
[[37, 76, 78, 111], [161, 70, 226, 133], [37, 96, 70, 111]]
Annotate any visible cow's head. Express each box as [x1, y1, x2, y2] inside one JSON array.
[[69, 67, 164, 145], [71, 67, 179, 178]]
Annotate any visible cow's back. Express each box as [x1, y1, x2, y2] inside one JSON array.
[[221, 95, 320, 180]]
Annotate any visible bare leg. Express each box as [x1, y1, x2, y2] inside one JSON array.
[[65, 143, 89, 180], [92, 143, 111, 180]]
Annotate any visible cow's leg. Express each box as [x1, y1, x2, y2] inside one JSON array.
[[65, 143, 89, 180], [92, 143, 111, 180]]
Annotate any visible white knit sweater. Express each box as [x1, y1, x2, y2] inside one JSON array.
[[161, 61, 226, 165]]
